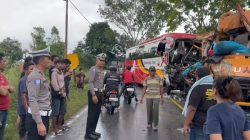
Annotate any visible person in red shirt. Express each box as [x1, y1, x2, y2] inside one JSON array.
[[122, 66, 138, 102], [0, 53, 15, 140]]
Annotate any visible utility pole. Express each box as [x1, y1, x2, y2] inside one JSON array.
[[64, 0, 76, 85], [64, 0, 68, 58]]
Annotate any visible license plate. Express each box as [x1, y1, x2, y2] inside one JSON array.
[[109, 98, 118, 102], [127, 88, 134, 91]]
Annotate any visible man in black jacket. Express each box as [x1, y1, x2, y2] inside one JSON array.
[[103, 66, 121, 109], [104, 66, 120, 93]]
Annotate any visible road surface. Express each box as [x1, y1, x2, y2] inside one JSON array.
[[47, 87, 187, 140]]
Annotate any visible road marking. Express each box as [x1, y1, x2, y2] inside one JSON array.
[[170, 98, 184, 111]]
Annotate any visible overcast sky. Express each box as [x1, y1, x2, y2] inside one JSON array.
[[0, 0, 184, 53], [0, 0, 107, 53]]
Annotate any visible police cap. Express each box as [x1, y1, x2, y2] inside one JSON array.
[[96, 53, 107, 61], [29, 47, 50, 57]]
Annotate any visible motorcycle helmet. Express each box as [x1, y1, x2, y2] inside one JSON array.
[[127, 66, 131, 70], [149, 66, 156, 72], [109, 65, 117, 72]]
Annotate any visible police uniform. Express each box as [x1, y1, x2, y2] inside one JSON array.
[[85, 53, 106, 139], [26, 48, 51, 140]]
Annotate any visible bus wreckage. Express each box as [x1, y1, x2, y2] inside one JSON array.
[[157, 4, 250, 112]]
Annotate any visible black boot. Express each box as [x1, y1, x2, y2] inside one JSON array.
[[84, 134, 99, 140], [92, 132, 101, 137]]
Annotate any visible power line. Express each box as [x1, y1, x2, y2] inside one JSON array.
[[68, 0, 92, 25]]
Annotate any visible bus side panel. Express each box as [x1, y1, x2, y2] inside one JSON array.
[[126, 58, 165, 85], [134, 59, 149, 85], [124, 60, 134, 68], [125, 59, 148, 85], [211, 55, 250, 78]]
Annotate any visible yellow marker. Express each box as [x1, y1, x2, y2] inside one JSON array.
[[67, 54, 79, 70], [170, 98, 184, 111]]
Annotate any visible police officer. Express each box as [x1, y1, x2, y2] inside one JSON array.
[[85, 53, 106, 140], [26, 47, 52, 140]]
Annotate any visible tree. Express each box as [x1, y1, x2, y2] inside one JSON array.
[[155, 0, 248, 33], [73, 41, 95, 69], [0, 37, 24, 64], [73, 22, 120, 68], [30, 27, 47, 51], [116, 33, 134, 50], [99, 0, 166, 45], [83, 22, 117, 55], [47, 26, 64, 57]]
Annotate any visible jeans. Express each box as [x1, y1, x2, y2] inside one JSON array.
[[189, 128, 205, 140], [19, 114, 27, 139], [0, 111, 8, 140]]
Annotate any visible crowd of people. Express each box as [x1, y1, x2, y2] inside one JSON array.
[[0, 48, 75, 140], [182, 66, 250, 140]]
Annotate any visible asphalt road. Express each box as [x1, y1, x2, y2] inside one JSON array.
[[47, 87, 187, 140]]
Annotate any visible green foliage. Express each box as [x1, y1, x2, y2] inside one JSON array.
[[155, 0, 248, 33], [64, 84, 88, 120], [73, 22, 126, 68], [84, 22, 117, 55], [47, 26, 64, 57], [116, 33, 134, 49], [74, 41, 96, 69], [30, 27, 48, 51], [0, 37, 24, 64], [73, 22, 131, 67], [30, 26, 64, 57], [99, 0, 166, 45]]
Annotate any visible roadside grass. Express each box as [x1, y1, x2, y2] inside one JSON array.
[[64, 85, 88, 121], [4, 66, 88, 140], [5, 66, 20, 140]]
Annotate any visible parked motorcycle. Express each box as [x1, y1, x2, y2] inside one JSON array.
[[123, 85, 135, 104], [103, 89, 119, 115]]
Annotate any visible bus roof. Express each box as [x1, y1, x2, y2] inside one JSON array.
[[140, 33, 196, 46]]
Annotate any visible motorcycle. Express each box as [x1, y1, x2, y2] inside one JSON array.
[[123, 85, 135, 104], [103, 89, 119, 115]]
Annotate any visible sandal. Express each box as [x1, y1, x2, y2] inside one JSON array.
[[55, 130, 63, 136]]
